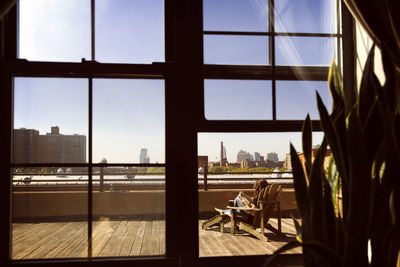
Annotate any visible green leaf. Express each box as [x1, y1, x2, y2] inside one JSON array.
[[358, 44, 380, 125], [291, 214, 302, 242], [322, 172, 337, 250], [290, 143, 310, 221], [302, 114, 312, 176], [328, 59, 345, 114], [327, 155, 340, 211], [317, 92, 348, 184], [344, 109, 371, 266], [309, 137, 328, 242]]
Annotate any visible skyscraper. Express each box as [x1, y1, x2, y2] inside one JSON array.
[[237, 149, 253, 163], [267, 152, 279, 162], [13, 128, 39, 163], [139, 148, 150, 163], [254, 152, 260, 162], [220, 141, 227, 166]]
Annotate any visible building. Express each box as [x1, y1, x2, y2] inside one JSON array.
[[139, 148, 150, 163], [284, 154, 292, 172], [219, 141, 227, 166], [254, 152, 260, 162], [237, 149, 253, 163], [241, 159, 256, 168], [12, 128, 39, 163], [265, 160, 284, 169], [267, 152, 279, 162], [13, 126, 86, 163]]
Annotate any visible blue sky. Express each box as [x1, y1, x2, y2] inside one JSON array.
[[15, 0, 337, 164]]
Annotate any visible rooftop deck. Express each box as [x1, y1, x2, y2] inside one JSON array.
[[12, 218, 300, 260]]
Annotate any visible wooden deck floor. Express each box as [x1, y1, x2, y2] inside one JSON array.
[[12, 218, 300, 260]]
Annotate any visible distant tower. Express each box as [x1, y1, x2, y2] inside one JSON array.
[[254, 152, 260, 162], [220, 141, 223, 166], [140, 148, 150, 163]]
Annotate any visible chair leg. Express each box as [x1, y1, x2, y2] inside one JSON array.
[[219, 222, 224, 233], [238, 222, 268, 241], [277, 201, 281, 234], [230, 210, 235, 235]]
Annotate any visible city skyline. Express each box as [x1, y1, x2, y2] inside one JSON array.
[[198, 132, 324, 164]]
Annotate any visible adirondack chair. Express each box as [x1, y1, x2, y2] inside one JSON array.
[[227, 183, 282, 241]]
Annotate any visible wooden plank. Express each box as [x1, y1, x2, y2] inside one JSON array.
[[129, 221, 145, 256], [138, 221, 156, 256], [91, 220, 120, 257], [98, 220, 127, 257], [157, 220, 166, 255], [24, 222, 85, 259], [74, 220, 111, 258], [119, 220, 140, 256], [45, 222, 87, 259], [13, 222, 72, 259], [198, 220, 213, 257], [11, 219, 301, 259], [12, 223, 44, 242], [12, 222, 51, 243], [150, 221, 160, 255]]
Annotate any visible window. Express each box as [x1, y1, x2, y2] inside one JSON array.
[[10, 0, 167, 262], [1, 0, 352, 266], [199, 0, 341, 258]]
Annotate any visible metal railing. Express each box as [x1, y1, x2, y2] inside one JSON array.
[[12, 169, 294, 191]]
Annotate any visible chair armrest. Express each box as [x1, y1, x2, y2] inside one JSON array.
[[226, 206, 262, 211], [260, 200, 280, 205]]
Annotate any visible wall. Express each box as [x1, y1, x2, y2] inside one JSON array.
[[12, 189, 297, 219]]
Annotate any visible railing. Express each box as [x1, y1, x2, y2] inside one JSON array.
[[12, 170, 294, 191]]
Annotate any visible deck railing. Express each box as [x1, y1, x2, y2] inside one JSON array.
[[12, 169, 294, 191]]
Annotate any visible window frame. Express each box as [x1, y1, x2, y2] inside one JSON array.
[[0, 0, 356, 266]]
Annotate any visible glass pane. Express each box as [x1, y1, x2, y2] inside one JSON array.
[[95, 0, 164, 63], [197, 132, 325, 257], [275, 37, 335, 66], [92, 166, 165, 257], [93, 79, 165, 163], [12, 167, 88, 259], [203, 0, 268, 32], [275, 0, 336, 33], [276, 81, 332, 120], [204, 80, 272, 120], [18, 0, 91, 62], [204, 35, 268, 65], [13, 78, 88, 163]]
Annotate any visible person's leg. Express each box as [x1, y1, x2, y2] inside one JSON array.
[[233, 195, 249, 221]]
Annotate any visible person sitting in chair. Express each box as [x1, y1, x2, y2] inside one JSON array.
[[215, 179, 269, 223]]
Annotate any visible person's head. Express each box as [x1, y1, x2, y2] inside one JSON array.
[[253, 179, 269, 198]]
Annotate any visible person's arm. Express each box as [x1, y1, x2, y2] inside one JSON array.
[[239, 191, 254, 202]]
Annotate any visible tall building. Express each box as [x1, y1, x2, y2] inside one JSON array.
[[254, 152, 260, 162], [220, 141, 227, 166], [284, 154, 292, 171], [140, 148, 150, 163], [13, 128, 39, 163], [237, 149, 253, 163], [267, 152, 279, 162], [13, 126, 86, 163]]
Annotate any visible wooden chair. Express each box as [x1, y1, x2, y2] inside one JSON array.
[[227, 184, 282, 241]]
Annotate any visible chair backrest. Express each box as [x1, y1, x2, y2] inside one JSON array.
[[252, 184, 282, 227]]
